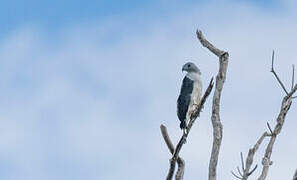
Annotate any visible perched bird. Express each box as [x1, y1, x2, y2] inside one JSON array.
[[177, 62, 202, 134]]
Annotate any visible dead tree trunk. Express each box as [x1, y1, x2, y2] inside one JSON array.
[[196, 30, 229, 180]]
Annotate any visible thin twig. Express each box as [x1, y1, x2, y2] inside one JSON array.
[[237, 166, 243, 177], [270, 50, 289, 95], [286, 84, 297, 99], [266, 122, 273, 135], [240, 152, 245, 173], [232, 132, 269, 180], [248, 165, 258, 176], [231, 171, 243, 180]]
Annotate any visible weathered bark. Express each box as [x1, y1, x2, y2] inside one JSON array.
[[196, 30, 229, 180], [242, 132, 269, 180]]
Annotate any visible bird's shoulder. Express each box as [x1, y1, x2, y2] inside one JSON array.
[[178, 76, 194, 97], [182, 76, 194, 87]]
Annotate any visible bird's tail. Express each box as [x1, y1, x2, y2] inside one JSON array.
[[180, 121, 186, 129]]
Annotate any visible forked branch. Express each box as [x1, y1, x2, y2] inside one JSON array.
[[257, 84, 297, 180], [271, 50, 289, 95], [231, 131, 271, 180], [232, 51, 297, 180], [160, 125, 185, 180]]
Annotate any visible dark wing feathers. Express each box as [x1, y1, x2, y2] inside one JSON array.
[[177, 76, 194, 129]]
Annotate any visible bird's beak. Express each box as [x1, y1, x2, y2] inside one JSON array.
[[182, 67, 186, 72]]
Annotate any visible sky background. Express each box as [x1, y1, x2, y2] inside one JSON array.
[[0, 0, 297, 179]]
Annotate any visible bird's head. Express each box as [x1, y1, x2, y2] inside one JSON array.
[[182, 62, 201, 74]]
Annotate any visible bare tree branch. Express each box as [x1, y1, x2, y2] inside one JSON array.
[[161, 78, 214, 180], [196, 30, 225, 57], [241, 132, 268, 179], [232, 132, 269, 180], [287, 84, 297, 99], [160, 125, 185, 180], [257, 86, 297, 180], [175, 158, 185, 180], [237, 166, 243, 177], [197, 29, 229, 180], [240, 152, 245, 173], [248, 165, 258, 176], [270, 50, 289, 95], [266, 122, 273, 135], [231, 171, 243, 180], [160, 125, 176, 154], [232, 51, 297, 180], [256, 53, 297, 180]]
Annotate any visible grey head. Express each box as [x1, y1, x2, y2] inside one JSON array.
[[182, 62, 201, 74]]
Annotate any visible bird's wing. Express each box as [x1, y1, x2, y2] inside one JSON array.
[[177, 76, 194, 122]]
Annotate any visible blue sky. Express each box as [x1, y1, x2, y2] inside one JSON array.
[[0, 0, 282, 37], [0, 0, 297, 180]]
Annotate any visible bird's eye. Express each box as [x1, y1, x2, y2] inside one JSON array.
[[187, 64, 191, 67]]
